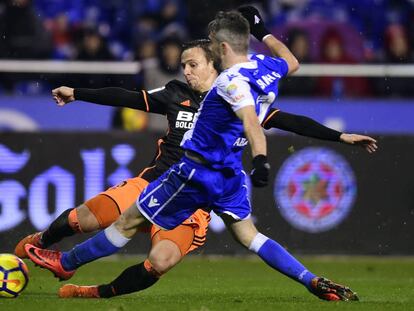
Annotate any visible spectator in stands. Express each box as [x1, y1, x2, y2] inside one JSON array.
[[117, 36, 183, 132], [374, 24, 414, 97], [316, 28, 371, 98], [159, 0, 184, 27], [280, 28, 316, 96], [142, 36, 183, 89], [111, 39, 158, 131], [132, 13, 160, 47], [384, 24, 412, 63], [70, 29, 115, 89], [77, 29, 114, 61], [0, 0, 52, 59], [136, 40, 157, 61], [157, 0, 187, 39], [46, 13, 78, 60], [0, 0, 53, 92]]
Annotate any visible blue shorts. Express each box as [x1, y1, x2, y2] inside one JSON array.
[[137, 156, 251, 230]]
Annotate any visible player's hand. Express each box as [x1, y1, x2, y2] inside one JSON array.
[[238, 5, 270, 41], [250, 155, 271, 187], [52, 86, 75, 106], [340, 133, 378, 153]]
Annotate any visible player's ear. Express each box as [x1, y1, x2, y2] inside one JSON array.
[[207, 60, 214, 72], [220, 42, 228, 55]]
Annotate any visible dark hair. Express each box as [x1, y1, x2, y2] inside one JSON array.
[[182, 39, 213, 62], [182, 39, 221, 72], [207, 11, 250, 54]]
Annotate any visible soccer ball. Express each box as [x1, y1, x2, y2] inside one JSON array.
[[0, 254, 29, 298]]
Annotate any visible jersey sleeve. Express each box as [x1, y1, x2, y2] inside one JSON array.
[[249, 54, 289, 77], [144, 85, 171, 115], [268, 56, 289, 77], [216, 75, 255, 112]]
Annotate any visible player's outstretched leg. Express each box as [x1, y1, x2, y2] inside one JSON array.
[[15, 208, 78, 258], [15, 194, 119, 258], [225, 217, 359, 301], [24, 225, 127, 281], [25, 205, 147, 279], [59, 260, 160, 298], [58, 225, 194, 298]]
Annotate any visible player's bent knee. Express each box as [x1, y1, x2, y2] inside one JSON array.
[[148, 257, 174, 275], [148, 240, 181, 275], [75, 205, 100, 233]]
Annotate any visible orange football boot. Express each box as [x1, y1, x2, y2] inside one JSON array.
[[24, 244, 75, 281], [14, 232, 43, 259], [59, 284, 100, 298]]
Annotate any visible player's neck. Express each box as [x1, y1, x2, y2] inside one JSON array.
[[222, 54, 249, 70]]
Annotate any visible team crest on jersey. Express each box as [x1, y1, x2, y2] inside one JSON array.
[[274, 147, 357, 233]]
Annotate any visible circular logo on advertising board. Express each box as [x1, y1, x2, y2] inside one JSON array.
[[274, 147, 356, 233]]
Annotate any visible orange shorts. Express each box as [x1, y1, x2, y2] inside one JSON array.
[[85, 177, 149, 228], [151, 209, 211, 255], [84, 177, 211, 255]]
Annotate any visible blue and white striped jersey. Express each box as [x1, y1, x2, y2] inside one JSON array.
[[181, 54, 288, 173]]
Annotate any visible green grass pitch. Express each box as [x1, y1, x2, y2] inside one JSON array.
[[1, 256, 413, 311]]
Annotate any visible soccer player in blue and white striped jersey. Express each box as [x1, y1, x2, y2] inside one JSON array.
[[26, 8, 359, 301]]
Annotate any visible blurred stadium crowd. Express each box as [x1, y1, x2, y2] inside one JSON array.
[[0, 0, 413, 98]]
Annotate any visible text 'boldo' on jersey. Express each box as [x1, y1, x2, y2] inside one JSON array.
[[181, 54, 288, 173]]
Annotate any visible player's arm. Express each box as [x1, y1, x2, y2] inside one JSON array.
[[52, 86, 168, 114], [235, 106, 270, 187], [217, 75, 271, 187], [236, 105, 266, 157], [238, 6, 299, 75], [262, 109, 378, 153], [262, 35, 299, 75], [262, 109, 342, 140]]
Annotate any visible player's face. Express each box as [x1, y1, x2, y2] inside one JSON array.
[[181, 47, 217, 93], [208, 34, 222, 65]]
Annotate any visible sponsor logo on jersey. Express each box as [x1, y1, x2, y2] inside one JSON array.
[[180, 100, 191, 107], [226, 84, 245, 102], [226, 84, 238, 95], [176, 111, 195, 129], [257, 92, 276, 106], [274, 147, 356, 233], [257, 71, 282, 90], [233, 137, 248, 147]]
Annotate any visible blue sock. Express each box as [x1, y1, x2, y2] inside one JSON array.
[[61, 225, 130, 271], [249, 233, 316, 288]]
